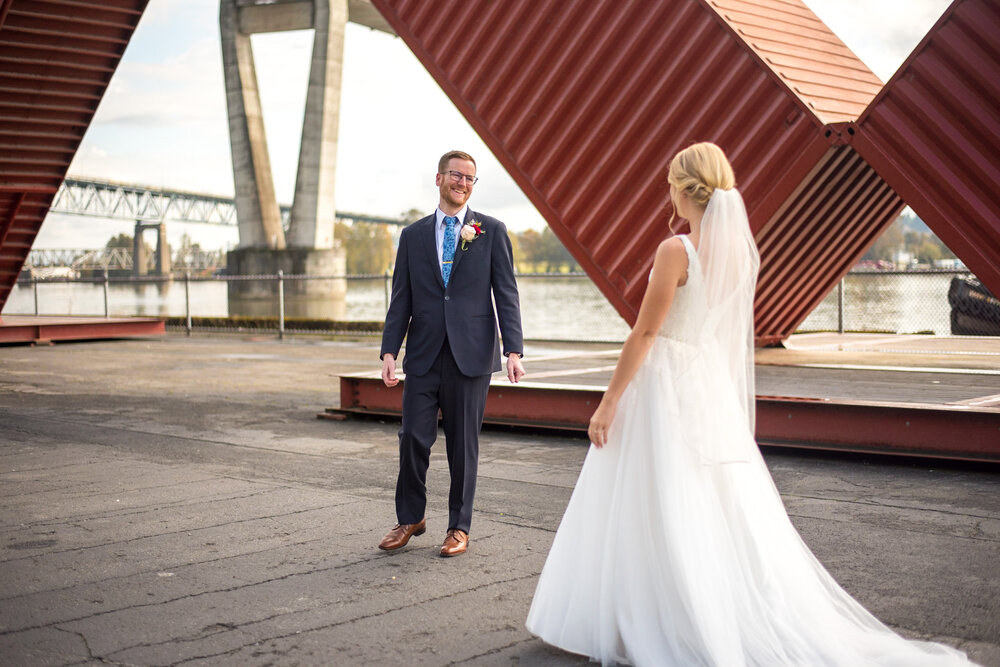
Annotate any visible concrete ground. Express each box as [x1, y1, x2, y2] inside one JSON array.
[[0, 333, 997, 667]]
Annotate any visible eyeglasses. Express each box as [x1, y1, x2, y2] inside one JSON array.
[[442, 170, 478, 185]]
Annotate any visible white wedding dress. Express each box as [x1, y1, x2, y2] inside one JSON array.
[[526, 233, 977, 666]]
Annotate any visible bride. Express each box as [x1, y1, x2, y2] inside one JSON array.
[[525, 142, 978, 667]]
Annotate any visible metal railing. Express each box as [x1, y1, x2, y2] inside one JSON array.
[[5, 269, 997, 342], [797, 270, 999, 337]]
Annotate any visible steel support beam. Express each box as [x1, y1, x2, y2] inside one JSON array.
[[0, 316, 165, 344], [327, 374, 1000, 463], [755, 396, 1000, 462]]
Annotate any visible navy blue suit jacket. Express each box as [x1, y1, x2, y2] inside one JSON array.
[[380, 209, 523, 377]]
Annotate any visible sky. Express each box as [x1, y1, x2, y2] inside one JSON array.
[[38, 0, 952, 250]]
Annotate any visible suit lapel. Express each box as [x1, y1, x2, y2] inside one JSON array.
[[449, 209, 473, 278], [420, 215, 445, 289]]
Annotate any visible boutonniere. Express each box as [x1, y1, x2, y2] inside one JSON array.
[[460, 220, 484, 250]]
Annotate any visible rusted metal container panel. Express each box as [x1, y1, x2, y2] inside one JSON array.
[[711, 0, 884, 124], [755, 145, 904, 341], [852, 0, 1000, 298], [0, 0, 148, 312], [370, 0, 891, 342]]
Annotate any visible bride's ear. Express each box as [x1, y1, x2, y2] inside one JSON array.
[[671, 190, 690, 226]]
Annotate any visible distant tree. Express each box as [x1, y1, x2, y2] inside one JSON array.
[[510, 227, 581, 272], [916, 239, 943, 264], [106, 232, 154, 257], [336, 221, 395, 275], [174, 233, 204, 269], [401, 208, 424, 224], [863, 221, 904, 261], [903, 229, 924, 250], [516, 229, 542, 271], [507, 231, 520, 269], [537, 227, 579, 272], [861, 214, 956, 266], [179, 233, 199, 250], [105, 232, 133, 249]]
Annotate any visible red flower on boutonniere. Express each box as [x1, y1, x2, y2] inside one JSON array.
[[460, 221, 485, 250]]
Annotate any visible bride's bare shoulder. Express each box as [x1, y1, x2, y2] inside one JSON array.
[[655, 236, 688, 264], [652, 236, 689, 282], [658, 235, 685, 252]]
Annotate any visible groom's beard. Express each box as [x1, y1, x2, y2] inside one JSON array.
[[441, 183, 471, 209]]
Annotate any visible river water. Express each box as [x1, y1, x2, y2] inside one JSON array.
[[3, 272, 963, 342]]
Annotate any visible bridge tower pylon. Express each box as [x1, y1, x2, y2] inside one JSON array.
[[220, 0, 348, 318]]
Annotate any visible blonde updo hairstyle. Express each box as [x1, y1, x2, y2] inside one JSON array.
[[667, 142, 735, 232]]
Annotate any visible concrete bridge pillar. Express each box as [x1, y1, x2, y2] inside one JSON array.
[[219, 0, 286, 251], [220, 0, 347, 319], [288, 0, 345, 250], [155, 223, 171, 276], [133, 221, 170, 278], [133, 223, 148, 277]]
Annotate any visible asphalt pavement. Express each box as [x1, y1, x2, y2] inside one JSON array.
[[0, 333, 997, 666]]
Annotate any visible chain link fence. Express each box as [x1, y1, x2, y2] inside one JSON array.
[[798, 270, 1000, 336], [5, 269, 998, 341]]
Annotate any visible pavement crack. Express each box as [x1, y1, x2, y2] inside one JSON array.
[[448, 636, 536, 665], [1, 503, 335, 565], [783, 492, 999, 522], [168, 572, 540, 666], [0, 535, 391, 637], [2, 411, 338, 460], [53, 625, 131, 666], [0, 485, 290, 532], [785, 510, 999, 543], [0, 502, 372, 605]]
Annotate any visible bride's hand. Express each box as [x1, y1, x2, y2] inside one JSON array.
[[588, 401, 616, 448]]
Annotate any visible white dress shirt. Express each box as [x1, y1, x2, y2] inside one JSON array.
[[435, 205, 468, 270]]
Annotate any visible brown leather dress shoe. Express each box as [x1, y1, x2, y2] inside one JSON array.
[[439, 529, 469, 557], [378, 518, 426, 551]]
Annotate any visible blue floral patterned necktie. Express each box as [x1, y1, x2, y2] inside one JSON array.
[[442, 216, 457, 287]]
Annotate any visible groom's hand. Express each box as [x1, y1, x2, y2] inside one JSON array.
[[381, 354, 399, 387], [506, 353, 525, 384]]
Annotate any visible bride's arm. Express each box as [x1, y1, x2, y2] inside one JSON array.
[[588, 237, 688, 447]]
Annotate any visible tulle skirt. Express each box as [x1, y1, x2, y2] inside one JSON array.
[[526, 336, 977, 667]]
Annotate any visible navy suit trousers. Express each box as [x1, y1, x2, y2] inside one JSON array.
[[395, 339, 491, 534]]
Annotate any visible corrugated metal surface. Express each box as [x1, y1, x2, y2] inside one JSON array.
[[852, 0, 1000, 298], [370, 0, 892, 342], [756, 145, 904, 339], [0, 0, 148, 312], [711, 0, 884, 123]]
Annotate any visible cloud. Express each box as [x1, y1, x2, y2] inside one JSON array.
[[91, 37, 226, 128], [803, 0, 951, 81]]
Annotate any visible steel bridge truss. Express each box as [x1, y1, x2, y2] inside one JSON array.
[[50, 178, 406, 228], [25, 246, 226, 274]]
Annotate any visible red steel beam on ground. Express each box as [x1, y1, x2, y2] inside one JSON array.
[[329, 374, 1000, 463], [755, 396, 1000, 462], [0, 316, 164, 344]]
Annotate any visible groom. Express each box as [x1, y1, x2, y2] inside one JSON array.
[[378, 150, 525, 557]]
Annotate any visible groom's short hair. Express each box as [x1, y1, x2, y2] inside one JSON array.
[[438, 150, 476, 173]]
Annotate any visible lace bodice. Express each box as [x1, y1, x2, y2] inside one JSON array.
[[658, 235, 707, 343]]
